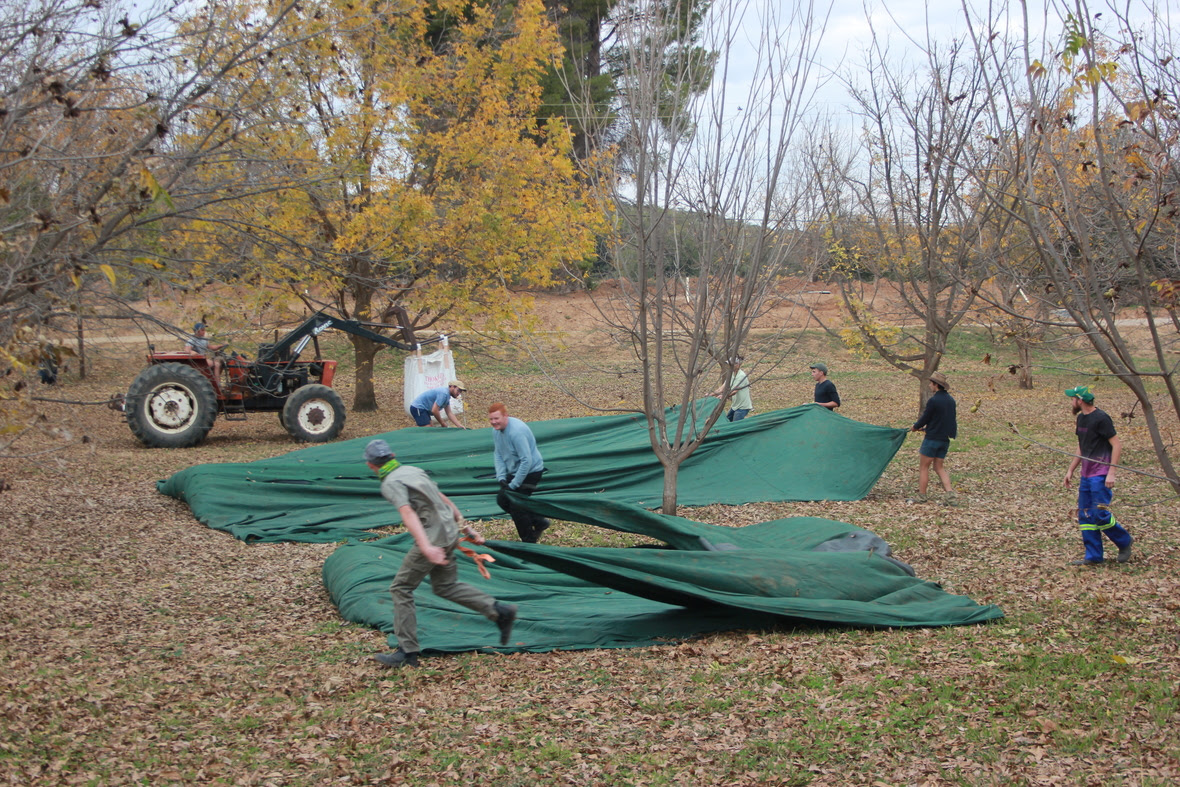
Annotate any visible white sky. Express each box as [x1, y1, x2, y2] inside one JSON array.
[[714, 0, 1167, 124], [713, 0, 1043, 124]]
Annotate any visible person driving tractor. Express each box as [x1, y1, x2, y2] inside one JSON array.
[[186, 321, 225, 383]]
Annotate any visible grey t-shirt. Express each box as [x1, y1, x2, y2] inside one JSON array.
[[379, 464, 459, 547], [729, 369, 753, 411]]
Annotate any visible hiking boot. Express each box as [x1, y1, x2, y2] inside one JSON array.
[[493, 601, 518, 647], [1069, 558, 1102, 566], [372, 648, 419, 668], [1117, 537, 1133, 564], [905, 494, 927, 504], [942, 491, 963, 507]]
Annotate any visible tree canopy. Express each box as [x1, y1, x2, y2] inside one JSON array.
[[165, 0, 604, 410]]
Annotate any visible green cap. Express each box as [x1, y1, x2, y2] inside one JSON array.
[[1064, 385, 1094, 403], [809, 362, 828, 375]]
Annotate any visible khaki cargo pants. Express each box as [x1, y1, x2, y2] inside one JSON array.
[[391, 542, 498, 654]]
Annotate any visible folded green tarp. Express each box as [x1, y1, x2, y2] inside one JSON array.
[[324, 495, 1003, 655], [158, 401, 907, 543]]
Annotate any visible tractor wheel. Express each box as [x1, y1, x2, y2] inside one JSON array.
[[126, 363, 218, 448], [282, 384, 346, 443]]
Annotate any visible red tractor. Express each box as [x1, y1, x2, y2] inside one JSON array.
[[119, 310, 433, 448]]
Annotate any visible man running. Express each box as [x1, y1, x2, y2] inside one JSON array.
[[364, 439, 517, 667]]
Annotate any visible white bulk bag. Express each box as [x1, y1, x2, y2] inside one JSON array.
[[403, 337, 462, 415]]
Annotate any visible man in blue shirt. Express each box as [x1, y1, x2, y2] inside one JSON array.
[[409, 381, 467, 428], [489, 402, 549, 542]]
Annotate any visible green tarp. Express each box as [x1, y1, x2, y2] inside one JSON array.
[[157, 401, 908, 543], [323, 495, 1003, 654], [157, 404, 999, 650]]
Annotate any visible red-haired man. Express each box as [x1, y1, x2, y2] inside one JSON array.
[[488, 402, 549, 542]]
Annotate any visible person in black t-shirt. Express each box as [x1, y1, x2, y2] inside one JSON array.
[[1063, 385, 1133, 566], [809, 363, 840, 410]]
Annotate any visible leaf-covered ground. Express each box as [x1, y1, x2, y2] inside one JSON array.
[[2, 297, 1178, 786]]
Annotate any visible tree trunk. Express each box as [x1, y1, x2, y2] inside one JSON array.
[[1016, 340, 1034, 389], [352, 338, 381, 412], [1126, 383, 1180, 498], [661, 459, 679, 515], [76, 313, 86, 380]]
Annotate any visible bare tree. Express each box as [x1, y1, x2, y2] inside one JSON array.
[[973, 272, 1053, 391], [962, 0, 1180, 497], [0, 0, 305, 447], [574, 0, 828, 513], [813, 34, 1010, 412]]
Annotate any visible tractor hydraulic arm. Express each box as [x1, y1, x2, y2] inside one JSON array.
[[257, 309, 440, 364]]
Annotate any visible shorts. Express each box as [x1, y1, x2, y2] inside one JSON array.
[[409, 406, 433, 426], [919, 438, 950, 459]]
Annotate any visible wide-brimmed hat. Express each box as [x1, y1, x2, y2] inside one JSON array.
[[448, 379, 467, 391], [929, 371, 950, 389], [809, 362, 828, 374], [1064, 385, 1095, 403]]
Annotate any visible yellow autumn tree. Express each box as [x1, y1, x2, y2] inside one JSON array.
[[174, 0, 601, 410]]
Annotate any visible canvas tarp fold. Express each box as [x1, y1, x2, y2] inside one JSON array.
[[157, 401, 907, 543], [323, 495, 1003, 654]]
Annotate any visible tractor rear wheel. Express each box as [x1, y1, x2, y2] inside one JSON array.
[[126, 363, 218, 448], [282, 384, 345, 443]]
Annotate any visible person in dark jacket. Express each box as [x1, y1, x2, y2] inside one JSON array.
[[909, 371, 958, 505]]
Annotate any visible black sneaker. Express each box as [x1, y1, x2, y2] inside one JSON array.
[[1117, 537, 1133, 563], [372, 648, 419, 668], [493, 601, 518, 647], [1069, 558, 1102, 566]]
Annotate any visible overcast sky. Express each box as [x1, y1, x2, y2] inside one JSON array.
[[711, 0, 1053, 124], [712, 0, 1167, 124]]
